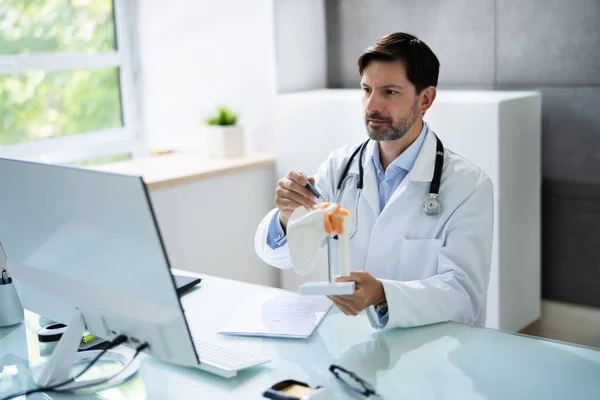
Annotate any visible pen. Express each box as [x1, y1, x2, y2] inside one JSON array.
[[1, 266, 8, 285], [299, 171, 323, 202], [0, 242, 7, 285]]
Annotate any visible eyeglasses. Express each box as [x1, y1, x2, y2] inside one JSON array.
[[329, 364, 383, 399]]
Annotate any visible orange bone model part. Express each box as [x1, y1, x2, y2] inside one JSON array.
[[311, 202, 350, 233], [323, 205, 350, 234]]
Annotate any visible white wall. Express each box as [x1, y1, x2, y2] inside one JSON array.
[[274, 0, 327, 93], [134, 0, 278, 154]]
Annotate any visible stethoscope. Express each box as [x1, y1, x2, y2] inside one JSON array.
[[333, 134, 445, 239]]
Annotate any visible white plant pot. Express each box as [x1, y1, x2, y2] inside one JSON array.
[[205, 125, 246, 158]]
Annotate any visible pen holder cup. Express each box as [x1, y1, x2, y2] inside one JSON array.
[[0, 282, 24, 327]]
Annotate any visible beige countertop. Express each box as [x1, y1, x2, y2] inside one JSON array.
[[91, 152, 276, 190]]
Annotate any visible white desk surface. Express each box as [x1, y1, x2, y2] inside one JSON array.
[[1, 272, 599, 399]]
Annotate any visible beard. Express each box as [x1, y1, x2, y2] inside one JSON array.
[[365, 98, 420, 141]]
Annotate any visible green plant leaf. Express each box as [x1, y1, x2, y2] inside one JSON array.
[[206, 106, 238, 126]]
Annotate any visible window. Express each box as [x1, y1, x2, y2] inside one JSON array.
[[0, 0, 139, 164]]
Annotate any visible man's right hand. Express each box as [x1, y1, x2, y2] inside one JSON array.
[[275, 170, 317, 232]]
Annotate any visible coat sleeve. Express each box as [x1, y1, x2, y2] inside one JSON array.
[[254, 155, 336, 269], [368, 178, 494, 329]]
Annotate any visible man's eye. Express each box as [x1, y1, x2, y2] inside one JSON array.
[[362, 88, 371, 93], [386, 90, 397, 95]]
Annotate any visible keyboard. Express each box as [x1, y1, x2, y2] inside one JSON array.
[[193, 340, 270, 371]]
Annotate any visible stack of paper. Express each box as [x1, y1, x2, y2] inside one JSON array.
[[218, 292, 332, 339]]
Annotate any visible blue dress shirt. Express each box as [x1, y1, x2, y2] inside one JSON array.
[[370, 123, 427, 212], [266, 211, 288, 249]]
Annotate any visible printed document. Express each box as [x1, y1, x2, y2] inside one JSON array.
[[218, 292, 332, 339]]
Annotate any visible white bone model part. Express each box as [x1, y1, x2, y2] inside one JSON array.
[[287, 202, 355, 296]]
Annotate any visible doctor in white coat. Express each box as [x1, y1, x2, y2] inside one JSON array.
[[255, 32, 494, 329]]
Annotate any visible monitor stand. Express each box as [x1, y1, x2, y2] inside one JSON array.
[[33, 311, 140, 392]]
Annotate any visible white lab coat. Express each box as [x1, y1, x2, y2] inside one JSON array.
[[255, 126, 494, 329]]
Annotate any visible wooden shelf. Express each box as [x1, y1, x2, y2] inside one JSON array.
[[91, 152, 276, 190]]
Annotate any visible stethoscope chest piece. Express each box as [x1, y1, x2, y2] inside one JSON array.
[[423, 194, 441, 216]]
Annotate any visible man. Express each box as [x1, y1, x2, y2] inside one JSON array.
[[255, 32, 493, 329]]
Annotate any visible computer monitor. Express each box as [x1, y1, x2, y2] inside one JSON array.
[[0, 157, 199, 388]]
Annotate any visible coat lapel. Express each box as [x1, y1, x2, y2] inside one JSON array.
[[408, 127, 437, 183]]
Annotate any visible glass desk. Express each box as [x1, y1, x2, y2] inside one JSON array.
[[2, 273, 599, 399]]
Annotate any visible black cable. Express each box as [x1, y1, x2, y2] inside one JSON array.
[[429, 136, 444, 195], [0, 334, 128, 400], [54, 342, 149, 394], [337, 140, 367, 190], [68, 334, 129, 383], [356, 140, 368, 190]]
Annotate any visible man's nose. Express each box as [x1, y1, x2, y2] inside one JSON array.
[[365, 92, 382, 114]]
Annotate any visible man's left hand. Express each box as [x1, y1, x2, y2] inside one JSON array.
[[327, 271, 386, 316]]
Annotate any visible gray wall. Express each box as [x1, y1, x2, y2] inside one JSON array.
[[326, 0, 600, 307], [274, 0, 327, 93]]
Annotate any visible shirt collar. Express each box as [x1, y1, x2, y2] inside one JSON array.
[[371, 122, 428, 174]]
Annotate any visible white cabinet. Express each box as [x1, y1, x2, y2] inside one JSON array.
[[94, 155, 280, 288], [149, 166, 279, 288], [274, 89, 541, 331]]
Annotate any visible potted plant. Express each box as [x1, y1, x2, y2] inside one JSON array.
[[204, 106, 245, 158]]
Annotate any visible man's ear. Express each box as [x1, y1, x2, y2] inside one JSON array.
[[419, 86, 437, 115]]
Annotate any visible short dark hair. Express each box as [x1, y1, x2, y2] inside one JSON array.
[[358, 32, 440, 94]]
